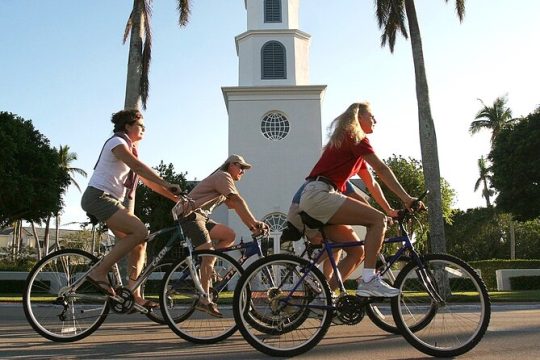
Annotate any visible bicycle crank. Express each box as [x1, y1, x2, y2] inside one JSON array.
[[110, 286, 134, 314], [335, 295, 366, 325]]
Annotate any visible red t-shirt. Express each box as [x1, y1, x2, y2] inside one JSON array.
[[308, 135, 375, 192]]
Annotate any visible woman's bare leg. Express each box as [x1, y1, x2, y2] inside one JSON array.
[[323, 224, 364, 290], [328, 197, 386, 269], [88, 209, 148, 285]]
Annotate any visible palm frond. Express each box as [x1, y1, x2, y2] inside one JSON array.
[[140, 1, 153, 110], [375, 0, 407, 53], [70, 168, 88, 178], [470, 95, 513, 141], [123, 10, 134, 44], [70, 179, 83, 193], [454, 0, 466, 22], [177, 0, 191, 27]]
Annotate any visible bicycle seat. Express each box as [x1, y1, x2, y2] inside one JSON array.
[[299, 211, 325, 229], [280, 221, 303, 243], [86, 213, 100, 226]]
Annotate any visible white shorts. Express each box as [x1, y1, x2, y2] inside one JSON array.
[[298, 180, 347, 225]]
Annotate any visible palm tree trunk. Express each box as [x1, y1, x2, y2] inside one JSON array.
[[124, 0, 145, 110], [30, 221, 42, 260], [11, 221, 19, 261], [17, 220, 23, 256], [404, 0, 446, 253], [44, 216, 51, 255], [55, 213, 61, 250], [482, 179, 492, 207]]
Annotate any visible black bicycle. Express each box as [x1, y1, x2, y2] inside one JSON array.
[[232, 191, 491, 357]]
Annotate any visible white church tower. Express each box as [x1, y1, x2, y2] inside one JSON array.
[[222, 0, 326, 253]]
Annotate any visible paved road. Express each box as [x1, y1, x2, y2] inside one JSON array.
[[1, 303, 540, 359]]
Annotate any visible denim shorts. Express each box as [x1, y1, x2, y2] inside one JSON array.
[[81, 186, 124, 222]]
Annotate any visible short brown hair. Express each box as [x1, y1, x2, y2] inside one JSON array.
[[111, 109, 143, 132]]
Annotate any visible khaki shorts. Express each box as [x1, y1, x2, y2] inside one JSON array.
[[298, 180, 347, 224], [179, 212, 218, 248], [81, 186, 124, 222]]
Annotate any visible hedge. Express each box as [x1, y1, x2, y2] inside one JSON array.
[[510, 276, 540, 290], [469, 259, 540, 291]]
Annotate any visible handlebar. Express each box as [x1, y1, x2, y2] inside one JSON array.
[[171, 193, 195, 221], [395, 190, 429, 222]]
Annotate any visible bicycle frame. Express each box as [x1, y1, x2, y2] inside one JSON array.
[[275, 211, 440, 313]]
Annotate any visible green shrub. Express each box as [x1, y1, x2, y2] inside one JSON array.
[[0, 258, 37, 271], [510, 276, 540, 290], [469, 259, 540, 290]]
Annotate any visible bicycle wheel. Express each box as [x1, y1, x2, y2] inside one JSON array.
[[141, 262, 174, 325], [233, 254, 333, 357], [160, 250, 243, 344], [365, 254, 438, 334], [23, 249, 110, 342], [391, 253, 491, 357]]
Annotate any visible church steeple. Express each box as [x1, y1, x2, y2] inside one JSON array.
[[222, 1, 326, 251], [245, 0, 299, 30], [236, 0, 310, 86]]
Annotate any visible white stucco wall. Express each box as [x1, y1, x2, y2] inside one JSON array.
[[222, 85, 325, 242]]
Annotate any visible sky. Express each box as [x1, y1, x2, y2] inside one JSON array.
[[1, 0, 539, 229]]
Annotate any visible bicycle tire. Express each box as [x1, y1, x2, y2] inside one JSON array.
[[23, 249, 110, 342], [243, 271, 314, 335], [365, 254, 438, 334], [233, 254, 333, 357], [160, 250, 243, 344], [391, 253, 491, 357], [141, 262, 181, 325]]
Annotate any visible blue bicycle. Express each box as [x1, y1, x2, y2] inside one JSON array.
[[232, 192, 491, 357]]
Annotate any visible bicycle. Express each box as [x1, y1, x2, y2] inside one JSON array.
[[22, 195, 242, 343], [232, 191, 491, 357], [158, 199, 323, 343]]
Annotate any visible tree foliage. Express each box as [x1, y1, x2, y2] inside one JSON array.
[[0, 112, 70, 226], [446, 208, 540, 261], [123, 0, 192, 109], [134, 161, 190, 232], [470, 95, 515, 143], [490, 108, 540, 221], [373, 0, 465, 253], [474, 156, 494, 208], [373, 154, 456, 253]]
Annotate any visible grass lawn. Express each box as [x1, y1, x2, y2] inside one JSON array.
[[3, 290, 540, 303]]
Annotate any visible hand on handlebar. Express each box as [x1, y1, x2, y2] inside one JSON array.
[[409, 198, 426, 212], [168, 184, 182, 195], [251, 221, 269, 236]]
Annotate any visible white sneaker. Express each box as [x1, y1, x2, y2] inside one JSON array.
[[356, 276, 400, 297]]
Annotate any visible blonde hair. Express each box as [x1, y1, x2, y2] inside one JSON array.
[[326, 102, 370, 149]]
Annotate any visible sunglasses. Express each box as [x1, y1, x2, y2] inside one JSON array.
[[131, 122, 146, 131]]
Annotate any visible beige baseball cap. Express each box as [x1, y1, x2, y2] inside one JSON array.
[[225, 154, 252, 169]]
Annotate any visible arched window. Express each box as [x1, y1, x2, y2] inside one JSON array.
[[261, 111, 289, 140], [262, 212, 296, 257], [262, 212, 287, 233], [264, 0, 282, 23], [261, 41, 286, 80]]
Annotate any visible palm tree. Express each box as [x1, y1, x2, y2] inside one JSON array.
[[54, 145, 87, 251], [474, 156, 494, 207], [470, 95, 515, 143], [374, 0, 465, 253], [123, 0, 191, 110]]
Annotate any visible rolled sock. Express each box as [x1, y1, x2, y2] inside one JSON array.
[[362, 268, 376, 283]]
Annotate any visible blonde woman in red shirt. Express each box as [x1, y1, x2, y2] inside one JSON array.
[[297, 102, 421, 297]]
